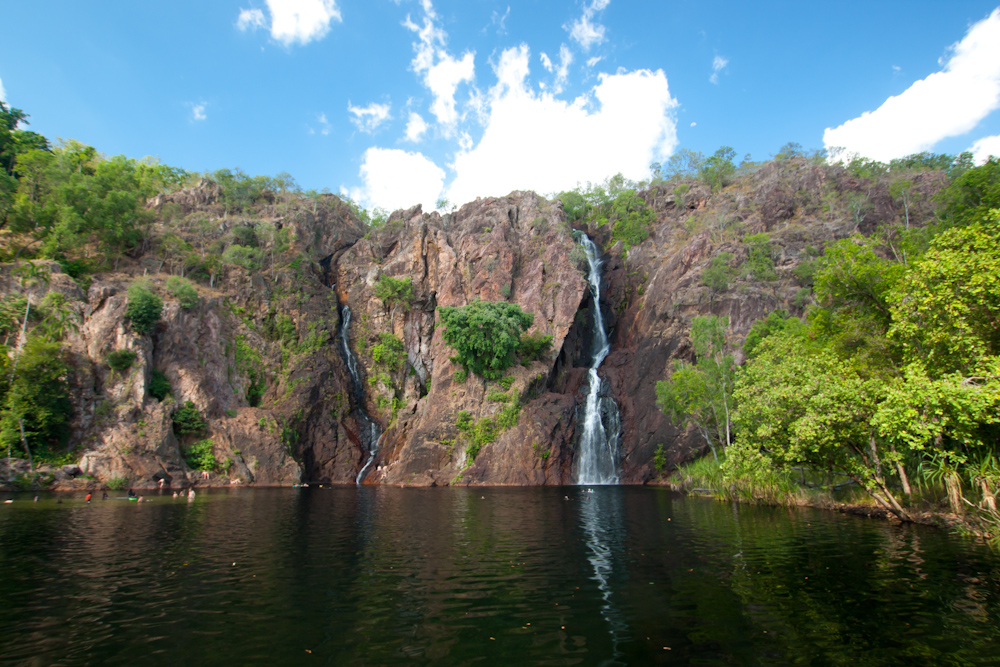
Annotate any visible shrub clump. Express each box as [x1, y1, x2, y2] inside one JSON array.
[[125, 281, 162, 335], [148, 369, 171, 401], [172, 400, 206, 436], [184, 439, 217, 471], [438, 300, 535, 381], [166, 276, 200, 309], [106, 349, 137, 373]]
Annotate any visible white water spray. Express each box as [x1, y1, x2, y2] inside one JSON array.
[[337, 305, 382, 485], [576, 235, 621, 485]]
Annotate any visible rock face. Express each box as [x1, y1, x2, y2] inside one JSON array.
[[0, 160, 946, 490]]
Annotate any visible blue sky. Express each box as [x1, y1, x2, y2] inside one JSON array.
[[3, 1, 1000, 212]]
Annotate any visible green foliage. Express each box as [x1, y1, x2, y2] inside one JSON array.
[[699, 146, 737, 191], [453, 369, 467, 384], [371, 333, 405, 370], [702, 252, 735, 292], [653, 443, 666, 473], [438, 300, 534, 380], [165, 276, 200, 309], [0, 337, 71, 457], [486, 391, 510, 403], [184, 439, 217, 471], [0, 295, 28, 337], [609, 191, 655, 250], [743, 310, 806, 360], [230, 224, 258, 247], [233, 336, 266, 406], [497, 376, 514, 391], [172, 400, 206, 436], [741, 233, 776, 281], [518, 332, 553, 365], [937, 157, 1000, 228], [656, 315, 735, 461], [107, 476, 128, 491], [125, 281, 162, 335], [374, 275, 414, 313], [149, 369, 171, 401], [106, 349, 137, 372], [222, 244, 261, 270]]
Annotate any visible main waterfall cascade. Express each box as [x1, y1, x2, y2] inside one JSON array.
[[336, 304, 382, 484], [575, 235, 622, 485]]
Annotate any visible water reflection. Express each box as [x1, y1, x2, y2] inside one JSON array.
[[578, 487, 629, 664], [1, 488, 999, 665]]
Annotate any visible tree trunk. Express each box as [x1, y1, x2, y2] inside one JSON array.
[[946, 473, 964, 515], [980, 480, 996, 513], [896, 461, 912, 497]]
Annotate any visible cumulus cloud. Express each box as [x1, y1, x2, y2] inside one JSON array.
[[235, 0, 341, 46], [824, 8, 1000, 162], [351, 147, 445, 212], [0, 76, 6, 103], [445, 44, 678, 206], [709, 55, 728, 84], [403, 1, 475, 132], [236, 8, 266, 32], [405, 112, 429, 142], [347, 101, 391, 133], [970, 134, 1000, 163], [565, 0, 610, 51]]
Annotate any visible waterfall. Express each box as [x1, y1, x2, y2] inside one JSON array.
[[575, 235, 621, 485], [336, 305, 382, 485]]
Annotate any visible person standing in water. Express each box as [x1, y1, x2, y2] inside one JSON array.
[[187, 488, 195, 502]]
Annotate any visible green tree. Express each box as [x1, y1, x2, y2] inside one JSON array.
[[701, 252, 735, 293], [741, 233, 776, 281], [438, 300, 535, 380], [656, 315, 735, 461], [0, 337, 72, 462], [374, 275, 414, 320], [609, 190, 654, 250], [172, 400, 206, 436], [166, 276, 200, 310], [125, 281, 163, 335], [699, 146, 737, 191]]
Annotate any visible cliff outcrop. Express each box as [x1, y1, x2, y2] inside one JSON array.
[[0, 158, 946, 490]]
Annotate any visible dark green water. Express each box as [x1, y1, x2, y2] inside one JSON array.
[[1, 486, 999, 666]]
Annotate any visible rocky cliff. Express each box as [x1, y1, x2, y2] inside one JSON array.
[[0, 158, 945, 490]]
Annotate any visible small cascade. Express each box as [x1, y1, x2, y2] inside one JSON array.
[[575, 235, 621, 485], [336, 304, 382, 484]]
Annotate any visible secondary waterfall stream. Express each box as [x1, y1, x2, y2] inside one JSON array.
[[336, 304, 382, 484], [576, 235, 622, 485]]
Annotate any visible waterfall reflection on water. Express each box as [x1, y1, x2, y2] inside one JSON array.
[[576, 235, 621, 485], [579, 487, 629, 664]]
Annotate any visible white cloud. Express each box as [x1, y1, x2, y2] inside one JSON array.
[[824, 8, 1000, 162], [236, 8, 266, 32], [540, 45, 573, 93], [351, 147, 445, 212], [586, 55, 602, 68], [403, 2, 476, 132], [565, 0, 610, 51], [490, 6, 510, 35], [0, 76, 6, 103], [191, 102, 207, 121], [347, 101, 391, 133], [318, 112, 331, 135], [405, 112, 429, 142], [236, 0, 341, 46], [690, 121, 696, 127], [970, 134, 1000, 163], [445, 44, 678, 206], [709, 55, 728, 84]]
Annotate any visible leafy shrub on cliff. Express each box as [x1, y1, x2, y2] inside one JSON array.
[[149, 369, 171, 401], [172, 400, 206, 436], [222, 244, 261, 270], [374, 275, 414, 315], [106, 349, 137, 373], [702, 252, 735, 292], [609, 191, 655, 250], [371, 333, 405, 370], [518, 332, 553, 365], [184, 439, 217, 471], [438, 300, 534, 381], [125, 281, 162, 335], [741, 233, 777, 281], [166, 276, 200, 309]]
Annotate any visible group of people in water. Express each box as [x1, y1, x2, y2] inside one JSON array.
[[1, 487, 201, 504]]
